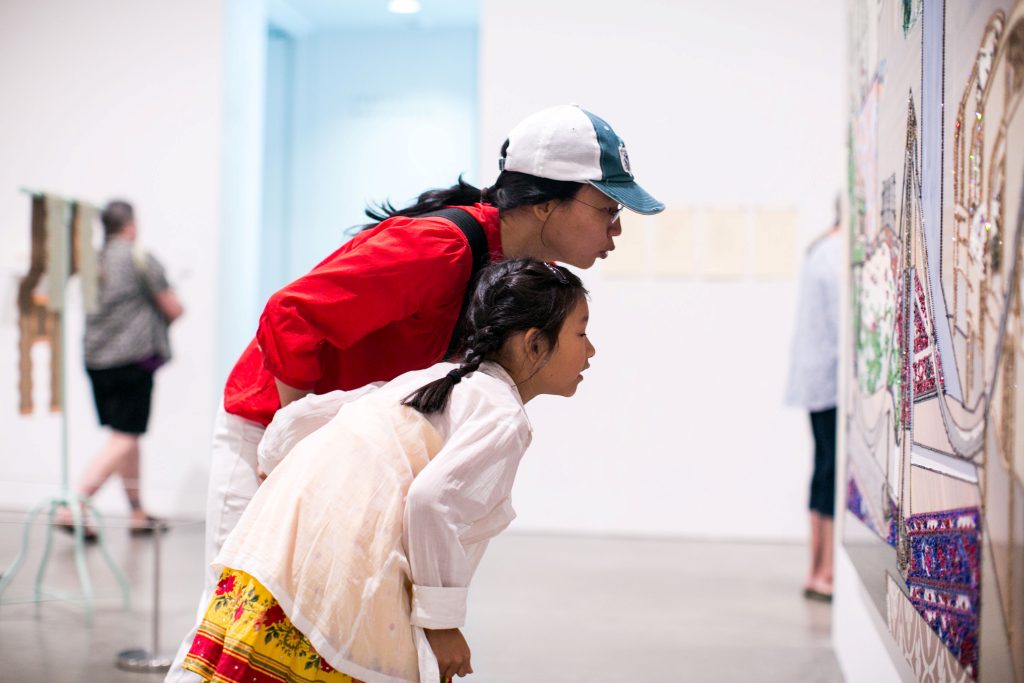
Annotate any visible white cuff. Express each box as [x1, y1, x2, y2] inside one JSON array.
[[409, 585, 468, 629]]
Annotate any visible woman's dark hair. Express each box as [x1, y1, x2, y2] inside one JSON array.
[[361, 171, 582, 229], [402, 258, 587, 414]]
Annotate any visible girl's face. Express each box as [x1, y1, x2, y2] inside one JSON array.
[[528, 297, 596, 398], [543, 185, 623, 269]]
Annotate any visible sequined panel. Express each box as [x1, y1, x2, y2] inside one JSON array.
[[905, 508, 982, 677], [913, 274, 940, 396], [847, 475, 883, 537], [846, 456, 897, 545]]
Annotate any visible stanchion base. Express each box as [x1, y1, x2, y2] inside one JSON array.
[[115, 648, 172, 673]]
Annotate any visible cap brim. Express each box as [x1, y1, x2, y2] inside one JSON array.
[[589, 180, 665, 215]]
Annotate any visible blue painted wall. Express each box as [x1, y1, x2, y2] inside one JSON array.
[[261, 26, 479, 292]]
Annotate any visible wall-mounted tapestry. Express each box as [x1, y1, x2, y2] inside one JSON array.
[[846, 0, 1024, 680]]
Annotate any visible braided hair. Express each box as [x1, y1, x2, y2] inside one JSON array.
[[402, 258, 587, 414]]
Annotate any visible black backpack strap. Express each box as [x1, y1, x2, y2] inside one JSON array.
[[420, 208, 489, 359], [427, 207, 489, 273]]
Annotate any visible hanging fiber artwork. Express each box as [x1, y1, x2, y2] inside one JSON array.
[[15, 193, 99, 414]]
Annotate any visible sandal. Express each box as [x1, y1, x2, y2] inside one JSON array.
[[56, 521, 99, 543], [803, 587, 833, 603], [129, 516, 169, 536]]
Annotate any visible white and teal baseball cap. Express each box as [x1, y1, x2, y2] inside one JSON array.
[[499, 104, 665, 215]]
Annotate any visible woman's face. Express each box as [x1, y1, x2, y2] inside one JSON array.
[[542, 185, 624, 269]]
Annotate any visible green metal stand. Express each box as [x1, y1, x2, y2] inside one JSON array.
[[0, 192, 131, 621]]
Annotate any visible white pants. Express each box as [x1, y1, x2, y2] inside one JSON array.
[[165, 406, 265, 683]]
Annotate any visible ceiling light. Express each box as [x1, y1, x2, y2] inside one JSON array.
[[388, 0, 421, 14]]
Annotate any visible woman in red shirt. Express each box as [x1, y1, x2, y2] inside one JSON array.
[[166, 104, 663, 683]]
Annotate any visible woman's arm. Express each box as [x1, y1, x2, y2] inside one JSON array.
[[154, 289, 184, 322], [275, 378, 311, 407]]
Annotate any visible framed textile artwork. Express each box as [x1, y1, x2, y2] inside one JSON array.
[[845, 0, 1024, 680]]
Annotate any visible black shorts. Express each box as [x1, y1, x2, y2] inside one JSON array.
[[87, 363, 155, 435], [809, 407, 837, 517]]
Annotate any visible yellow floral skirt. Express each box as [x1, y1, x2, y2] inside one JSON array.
[[183, 568, 361, 683]]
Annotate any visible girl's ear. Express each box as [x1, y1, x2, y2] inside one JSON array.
[[501, 330, 549, 381], [522, 328, 549, 361]]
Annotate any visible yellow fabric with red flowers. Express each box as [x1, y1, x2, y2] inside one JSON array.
[[183, 568, 360, 683]]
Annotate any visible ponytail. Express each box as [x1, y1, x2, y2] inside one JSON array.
[[363, 176, 482, 227], [360, 172, 582, 231]]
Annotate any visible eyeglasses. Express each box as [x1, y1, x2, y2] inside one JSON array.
[[569, 197, 624, 224]]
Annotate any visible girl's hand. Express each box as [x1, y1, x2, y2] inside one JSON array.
[[424, 628, 473, 679]]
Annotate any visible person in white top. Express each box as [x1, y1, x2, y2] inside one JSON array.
[[785, 210, 841, 602], [181, 258, 595, 683]]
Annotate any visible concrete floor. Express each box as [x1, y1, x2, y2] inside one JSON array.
[[0, 519, 843, 682]]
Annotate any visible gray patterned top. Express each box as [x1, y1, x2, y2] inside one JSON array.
[[83, 237, 172, 369]]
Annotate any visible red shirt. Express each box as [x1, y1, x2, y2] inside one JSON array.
[[224, 204, 503, 426]]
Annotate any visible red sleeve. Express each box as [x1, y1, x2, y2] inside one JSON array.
[[256, 218, 471, 390]]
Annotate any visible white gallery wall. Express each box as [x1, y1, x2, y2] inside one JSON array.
[[481, 0, 847, 539], [0, 0, 227, 517], [1, 1, 848, 545]]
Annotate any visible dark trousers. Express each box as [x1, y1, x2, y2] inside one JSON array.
[[809, 407, 837, 517]]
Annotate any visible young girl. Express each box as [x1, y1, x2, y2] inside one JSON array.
[[182, 259, 594, 683]]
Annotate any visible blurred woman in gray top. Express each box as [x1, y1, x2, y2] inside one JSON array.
[[57, 200, 184, 539]]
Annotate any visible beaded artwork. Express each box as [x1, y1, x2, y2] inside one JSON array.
[[847, 475, 880, 536], [887, 496, 900, 548], [848, 77, 903, 550], [905, 508, 981, 677], [846, 0, 1024, 680], [845, 470, 899, 548], [912, 273, 940, 397], [903, 0, 923, 37]]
